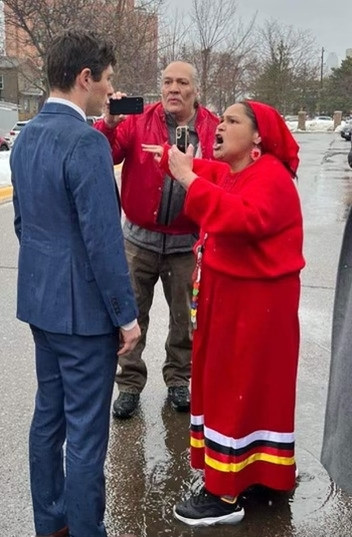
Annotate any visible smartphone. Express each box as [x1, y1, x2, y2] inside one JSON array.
[[109, 96, 144, 115], [176, 125, 190, 153]]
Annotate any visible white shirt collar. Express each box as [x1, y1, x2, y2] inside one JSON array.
[[46, 97, 86, 120]]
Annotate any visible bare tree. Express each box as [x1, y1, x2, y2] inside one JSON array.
[[158, 6, 190, 69], [111, 2, 163, 95], [2, 0, 165, 96], [209, 48, 257, 112], [187, 0, 256, 108], [251, 19, 319, 114]]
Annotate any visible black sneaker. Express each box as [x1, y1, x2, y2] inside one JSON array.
[[112, 392, 140, 419], [173, 488, 245, 527], [167, 386, 190, 411]]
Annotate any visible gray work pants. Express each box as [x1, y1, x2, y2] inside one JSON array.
[[116, 240, 194, 393]]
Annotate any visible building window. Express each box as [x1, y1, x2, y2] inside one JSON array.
[[0, 75, 3, 90]]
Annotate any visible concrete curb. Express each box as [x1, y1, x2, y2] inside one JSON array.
[[0, 185, 12, 204]]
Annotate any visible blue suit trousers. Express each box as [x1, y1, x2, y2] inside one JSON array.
[[29, 326, 118, 537]]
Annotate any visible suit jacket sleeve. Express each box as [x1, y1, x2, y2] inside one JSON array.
[[67, 128, 138, 327]]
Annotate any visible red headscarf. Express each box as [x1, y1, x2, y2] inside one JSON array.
[[246, 101, 299, 176]]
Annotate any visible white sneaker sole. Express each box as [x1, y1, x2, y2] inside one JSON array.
[[173, 505, 245, 527]]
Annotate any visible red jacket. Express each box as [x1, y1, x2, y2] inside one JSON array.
[[185, 155, 305, 278], [159, 150, 305, 278], [94, 102, 219, 234]]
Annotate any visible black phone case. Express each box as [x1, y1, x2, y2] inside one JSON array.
[[109, 96, 144, 115]]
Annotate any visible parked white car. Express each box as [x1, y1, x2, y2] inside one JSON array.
[[4, 116, 99, 148], [5, 120, 30, 147], [314, 115, 333, 121]]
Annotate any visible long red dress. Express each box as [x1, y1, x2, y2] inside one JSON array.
[[184, 154, 305, 497]]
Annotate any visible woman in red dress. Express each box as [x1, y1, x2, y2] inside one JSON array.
[[143, 101, 305, 527]]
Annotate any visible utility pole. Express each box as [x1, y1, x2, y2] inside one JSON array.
[[318, 46, 325, 115], [320, 47, 325, 88]]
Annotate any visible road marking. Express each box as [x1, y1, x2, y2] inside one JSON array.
[[0, 186, 13, 203]]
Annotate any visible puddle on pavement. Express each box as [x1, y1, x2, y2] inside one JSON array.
[[103, 403, 352, 537]]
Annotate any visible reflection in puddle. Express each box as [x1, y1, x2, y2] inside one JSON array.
[[104, 405, 352, 537]]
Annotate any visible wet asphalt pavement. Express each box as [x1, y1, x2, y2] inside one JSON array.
[[1, 132, 352, 537]]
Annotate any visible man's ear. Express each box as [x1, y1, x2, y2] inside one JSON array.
[[195, 88, 201, 105], [77, 68, 92, 91]]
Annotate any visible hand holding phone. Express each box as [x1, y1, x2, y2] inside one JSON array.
[[168, 144, 196, 189], [109, 96, 144, 116]]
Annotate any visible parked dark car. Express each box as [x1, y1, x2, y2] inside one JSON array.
[[341, 120, 352, 141], [0, 136, 10, 151]]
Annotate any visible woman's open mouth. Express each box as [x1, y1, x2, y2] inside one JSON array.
[[213, 134, 223, 150]]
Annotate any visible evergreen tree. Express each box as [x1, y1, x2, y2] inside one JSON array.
[[321, 57, 352, 115]]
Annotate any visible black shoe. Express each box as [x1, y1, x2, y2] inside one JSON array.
[[112, 392, 140, 419], [173, 488, 244, 527], [167, 386, 190, 411]]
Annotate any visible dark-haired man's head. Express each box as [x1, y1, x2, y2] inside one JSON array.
[[46, 30, 116, 116]]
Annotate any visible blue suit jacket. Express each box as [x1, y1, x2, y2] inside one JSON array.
[[11, 102, 138, 335]]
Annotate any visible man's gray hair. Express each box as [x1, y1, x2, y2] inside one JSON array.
[[161, 61, 200, 89], [188, 64, 200, 88]]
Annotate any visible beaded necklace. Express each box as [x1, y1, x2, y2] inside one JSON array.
[[190, 232, 208, 329]]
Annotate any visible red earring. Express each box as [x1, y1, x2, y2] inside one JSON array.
[[250, 145, 261, 161]]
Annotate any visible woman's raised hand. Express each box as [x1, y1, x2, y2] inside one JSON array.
[[141, 144, 164, 163], [142, 143, 197, 189], [168, 144, 197, 189]]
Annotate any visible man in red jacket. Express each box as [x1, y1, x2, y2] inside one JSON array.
[[95, 61, 218, 418]]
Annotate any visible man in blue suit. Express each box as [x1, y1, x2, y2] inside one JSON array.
[[11, 30, 140, 537]]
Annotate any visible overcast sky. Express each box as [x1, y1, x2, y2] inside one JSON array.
[[167, 0, 351, 64]]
